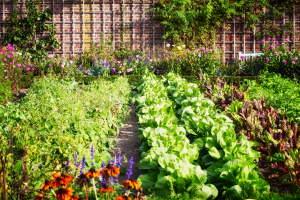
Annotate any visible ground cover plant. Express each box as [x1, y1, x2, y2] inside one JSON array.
[[134, 70, 270, 199], [0, 75, 131, 197]]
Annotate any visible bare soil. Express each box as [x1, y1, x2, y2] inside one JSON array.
[[112, 105, 145, 183]]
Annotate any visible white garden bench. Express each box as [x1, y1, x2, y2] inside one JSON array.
[[238, 52, 264, 60]]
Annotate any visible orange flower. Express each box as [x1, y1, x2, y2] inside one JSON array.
[[40, 180, 52, 191], [99, 164, 120, 178], [85, 168, 100, 179], [51, 173, 73, 188], [99, 185, 114, 194], [34, 194, 43, 200], [114, 196, 132, 200], [55, 187, 75, 200], [70, 195, 84, 200], [123, 179, 139, 190]]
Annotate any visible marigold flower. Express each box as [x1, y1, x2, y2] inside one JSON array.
[[85, 168, 100, 179], [34, 194, 43, 200], [40, 180, 52, 191], [123, 179, 140, 190], [99, 185, 114, 194], [114, 196, 132, 200], [55, 187, 75, 200]]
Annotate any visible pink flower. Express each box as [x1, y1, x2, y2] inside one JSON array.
[[265, 48, 268, 50], [198, 54, 201, 57], [205, 51, 208, 53], [17, 64, 21, 67], [272, 38, 276, 41], [182, 53, 185, 56], [48, 55, 53, 58], [283, 60, 287, 65], [209, 49, 213, 52], [120, 64, 122, 66], [295, 57, 298, 61], [43, 58, 46, 61], [192, 53, 195, 55], [267, 37, 271, 41], [187, 49, 190, 52], [135, 60, 138, 63], [118, 71, 121, 74], [275, 41, 279, 45], [112, 68, 116, 71], [292, 61, 296, 64], [113, 59, 116, 62], [285, 39, 290, 41], [7, 54, 11, 58], [261, 40, 265, 42], [202, 48, 205, 51], [127, 69, 130, 72], [117, 61, 121, 64], [10, 62, 12, 65], [26, 68, 30, 71], [4, 59, 7, 62], [49, 63, 52, 66], [62, 55, 65, 58], [266, 57, 270, 62], [178, 58, 181, 61], [270, 45, 274, 50], [133, 65, 136, 68], [0, 51, 4, 54], [241, 56, 245, 59], [287, 51, 290, 54], [274, 52, 278, 55]]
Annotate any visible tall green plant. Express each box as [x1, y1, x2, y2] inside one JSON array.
[[4, 0, 60, 61]]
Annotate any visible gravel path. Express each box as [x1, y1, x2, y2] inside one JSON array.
[[112, 105, 145, 183]]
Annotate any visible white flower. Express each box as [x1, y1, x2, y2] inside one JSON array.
[[151, 66, 153, 68], [5, 76, 8, 79], [172, 45, 175, 47], [136, 55, 139, 58], [135, 60, 138, 63], [149, 59, 152, 62], [182, 45, 186, 47], [123, 63, 126, 66], [69, 60, 73, 64], [166, 43, 170, 48], [61, 65, 64, 68], [13, 65, 15, 68], [4, 70, 6, 72], [177, 46, 182, 50]]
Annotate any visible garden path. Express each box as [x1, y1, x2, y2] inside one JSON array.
[[112, 105, 145, 183]]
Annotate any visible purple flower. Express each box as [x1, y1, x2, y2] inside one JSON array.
[[112, 68, 116, 71], [241, 56, 245, 59], [126, 157, 134, 180], [257, 55, 260, 58], [261, 40, 265, 42], [91, 144, 95, 166], [79, 155, 86, 175], [270, 45, 274, 50], [205, 51, 208, 53], [73, 151, 80, 176], [66, 159, 70, 172], [115, 151, 122, 183], [283, 60, 287, 65], [274, 52, 278, 55]]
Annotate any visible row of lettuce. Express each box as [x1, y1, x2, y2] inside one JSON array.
[[134, 70, 269, 199]]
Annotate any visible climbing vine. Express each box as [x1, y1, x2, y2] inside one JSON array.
[[4, 0, 60, 61], [151, 0, 299, 48]]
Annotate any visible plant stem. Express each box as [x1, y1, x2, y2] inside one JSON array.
[[84, 184, 89, 200], [92, 178, 98, 200], [51, 189, 56, 197], [107, 176, 111, 200]]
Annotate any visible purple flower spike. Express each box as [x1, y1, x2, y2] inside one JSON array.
[[101, 161, 105, 168], [112, 157, 116, 166], [73, 151, 80, 177], [79, 155, 86, 175], [91, 144, 95, 166], [115, 151, 122, 183], [66, 159, 70, 172], [126, 157, 134, 180]]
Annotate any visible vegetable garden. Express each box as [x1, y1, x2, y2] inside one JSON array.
[[1, 0, 300, 200]]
